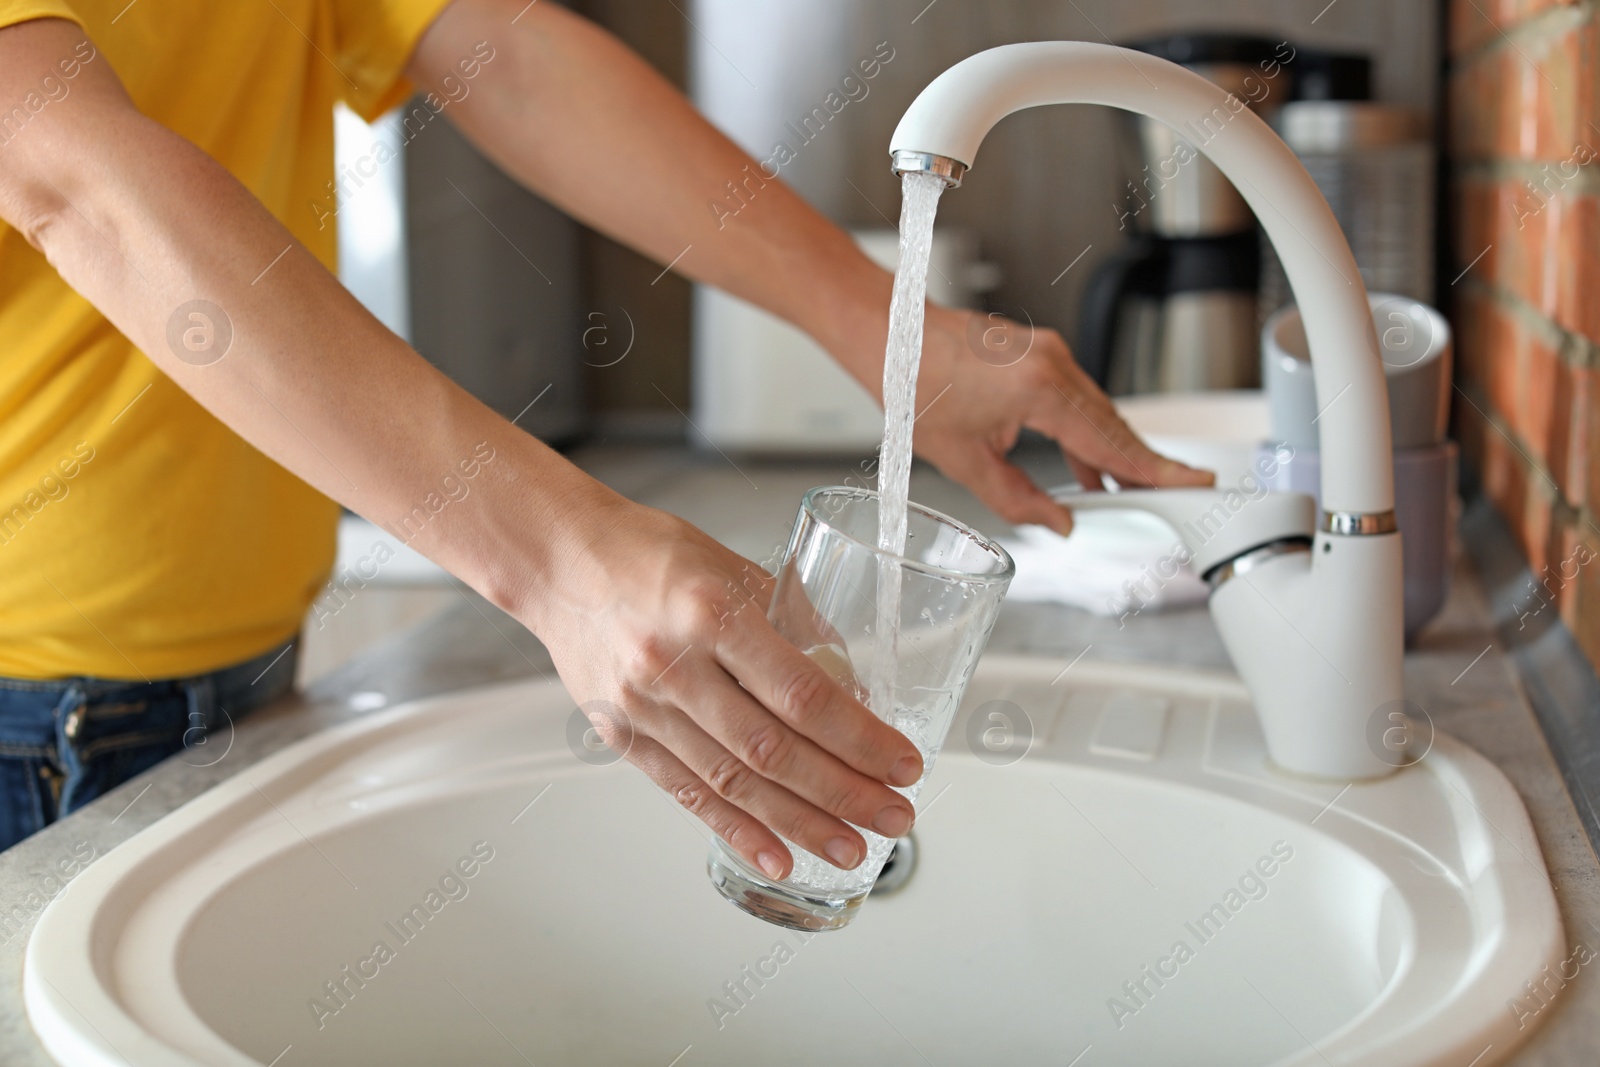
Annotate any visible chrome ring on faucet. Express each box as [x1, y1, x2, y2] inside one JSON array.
[[890, 150, 968, 187], [1204, 538, 1312, 590], [1320, 510, 1398, 536]]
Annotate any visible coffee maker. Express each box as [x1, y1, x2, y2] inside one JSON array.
[[1078, 34, 1289, 394]]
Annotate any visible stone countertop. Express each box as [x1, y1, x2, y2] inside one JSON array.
[[1, 445, 1597, 1065]]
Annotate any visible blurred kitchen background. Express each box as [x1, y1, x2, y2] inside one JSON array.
[[305, 0, 1499, 682]]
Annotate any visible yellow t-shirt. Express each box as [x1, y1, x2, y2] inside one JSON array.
[[0, 0, 451, 679]]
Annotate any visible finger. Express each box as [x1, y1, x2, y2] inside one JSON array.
[[1041, 393, 1214, 489], [940, 443, 1076, 535], [714, 615, 924, 788], [623, 732, 796, 879], [662, 652, 917, 841], [1067, 455, 1105, 493], [643, 685, 876, 871]]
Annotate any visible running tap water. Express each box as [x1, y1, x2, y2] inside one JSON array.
[[870, 171, 945, 733]]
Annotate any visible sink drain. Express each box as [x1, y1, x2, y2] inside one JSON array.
[[872, 834, 917, 896]]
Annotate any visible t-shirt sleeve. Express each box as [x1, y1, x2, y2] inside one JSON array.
[[330, 0, 457, 122], [0, 1, 83, 32]]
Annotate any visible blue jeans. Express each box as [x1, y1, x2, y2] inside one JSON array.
[[0, 639, 298, 852]]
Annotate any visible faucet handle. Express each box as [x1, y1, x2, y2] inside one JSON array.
[[1048, 487, 1316, 580]]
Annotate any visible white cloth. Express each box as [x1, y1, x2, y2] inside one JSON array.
[[1000, 510, 1208, 615]]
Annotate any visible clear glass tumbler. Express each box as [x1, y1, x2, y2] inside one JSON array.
[[707, 486, 1014, 930]]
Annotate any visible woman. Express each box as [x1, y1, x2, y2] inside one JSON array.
[[0, 0, 1207, 871]]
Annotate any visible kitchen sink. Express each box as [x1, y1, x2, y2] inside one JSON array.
[[24, 656, 1563, 1066]]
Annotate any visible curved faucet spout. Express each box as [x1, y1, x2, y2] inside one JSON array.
[[888, 41, 1392, 516], [891, 43, 1407, 779]]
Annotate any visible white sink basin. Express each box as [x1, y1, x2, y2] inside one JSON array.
[[25, 656, 1563, 1066]]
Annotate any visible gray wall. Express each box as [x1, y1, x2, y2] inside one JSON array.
[[406, 2, 1441, 429], [405, 0, 695, 437], [692, 0, 1439, 357], [407, 111, 589, 443]]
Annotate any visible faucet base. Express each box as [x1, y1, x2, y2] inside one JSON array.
[[1204, 537, 1312, 589], [1210, 528, 1406, 780]]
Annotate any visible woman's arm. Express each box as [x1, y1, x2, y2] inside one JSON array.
[[410, 0, 1214, 530], [0, 15, 922, 879]]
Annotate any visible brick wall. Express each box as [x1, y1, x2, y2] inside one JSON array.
[[1448, 0, 1600, 656]]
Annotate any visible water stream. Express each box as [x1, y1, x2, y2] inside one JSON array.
[[870, 171, 946, 727], [785, 172, 946, 895]]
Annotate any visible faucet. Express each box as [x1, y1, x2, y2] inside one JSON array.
[[891, 43, 1404, 780]]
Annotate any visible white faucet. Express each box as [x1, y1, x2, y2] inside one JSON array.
[[891, 43, 1405, 780]]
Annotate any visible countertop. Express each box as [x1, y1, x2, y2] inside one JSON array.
[[1, 445, 1597, 1065]]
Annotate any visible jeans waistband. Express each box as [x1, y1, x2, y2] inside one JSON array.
[[0, 639, 300, 714]]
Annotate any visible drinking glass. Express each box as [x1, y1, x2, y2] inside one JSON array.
[[707, 486, 1014, 930]]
